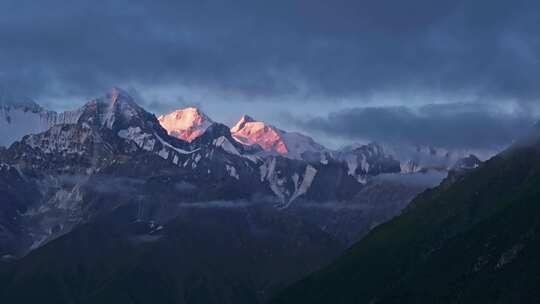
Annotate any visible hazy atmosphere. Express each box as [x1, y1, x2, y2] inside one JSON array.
[[1, 0, 539, 149]]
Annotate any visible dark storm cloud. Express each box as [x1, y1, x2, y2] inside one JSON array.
[[292, 103, 536, 150], [1, 0, 540, 103]]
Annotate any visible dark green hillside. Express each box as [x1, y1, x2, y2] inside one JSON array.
[[273, 144, 540, 304]]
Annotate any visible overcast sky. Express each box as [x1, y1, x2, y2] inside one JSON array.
[[1, 0, 539, 150]]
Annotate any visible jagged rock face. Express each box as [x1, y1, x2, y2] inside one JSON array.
[[258, 156, 365, 207], [304, 160, 362, 202], [191, 122, 262, 156], [158, 107, 214, 142], [259, 156, 319, 208], [76, 88, 165, 136], [25, 124, 114, 156], [231, 115, 288, 154], [5, 123, 138, 174]]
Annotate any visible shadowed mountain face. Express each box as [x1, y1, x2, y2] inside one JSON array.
[[272, 140, 540, 304], [0, 205, 342, 304]]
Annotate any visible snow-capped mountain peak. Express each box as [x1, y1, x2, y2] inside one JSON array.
[[231, 116, 288, 154], [76, 87, 147, 130], [230, 115, 326, 159], [158, 107, 214, 142]]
